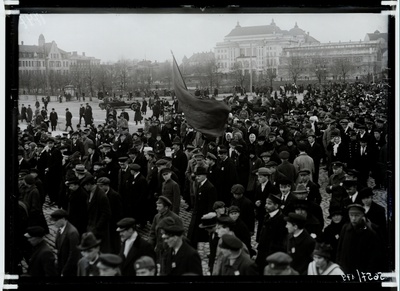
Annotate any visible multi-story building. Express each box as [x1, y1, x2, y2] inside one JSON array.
[[214, 20, 319, 76], [19, 34, 100, 94], [213, 21, 388, 83]]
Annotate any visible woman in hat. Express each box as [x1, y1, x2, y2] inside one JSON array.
[[307, 243, 344, 275]]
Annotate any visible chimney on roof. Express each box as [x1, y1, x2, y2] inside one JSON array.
[[21, 41, 24, 45], [73, 51, 77, 56], [82, 52, 85, 56]]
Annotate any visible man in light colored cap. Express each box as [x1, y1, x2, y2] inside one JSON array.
[[264, 251, 299, 275], [134, 255, 157, 276]]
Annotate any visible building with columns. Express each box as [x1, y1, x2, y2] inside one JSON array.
[[214, 19, 319, 76], [214, 20, 388, 84]]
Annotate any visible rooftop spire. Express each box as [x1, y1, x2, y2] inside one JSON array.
[[236, 21, 241, 28]]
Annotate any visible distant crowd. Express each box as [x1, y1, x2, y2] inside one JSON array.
[[16, 80, 392, 278]]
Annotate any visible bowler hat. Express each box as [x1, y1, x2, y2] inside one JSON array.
[[199, 215, 217, 229], [24, 174, 35, 185], [97, 254, 123, 268], [219, 234, 242, 251], [116, 217, 136, 232], [73, 164, 87, 174], [216, 216, 235, 228], [292, 184, 308, 195], [77, 232, 101, 250], [284, 212, 306, 228], [24, 226, 46, 238], [50, 209, 69, 221]]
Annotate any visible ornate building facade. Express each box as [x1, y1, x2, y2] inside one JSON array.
[[214, 20, 388, 83]]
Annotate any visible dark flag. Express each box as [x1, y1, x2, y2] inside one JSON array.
[[171, 52, 230, 138]]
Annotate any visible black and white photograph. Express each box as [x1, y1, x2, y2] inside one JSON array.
[[3, 4, 398, 290]]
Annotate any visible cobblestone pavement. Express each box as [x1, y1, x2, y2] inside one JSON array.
[[21, 165, 388, 276]]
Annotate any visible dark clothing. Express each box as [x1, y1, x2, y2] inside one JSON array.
[[26, 240, 58, 277], [160, 239, 203, 276], [286, 229, 316, 275], [119, 233, 156, 276], [55, 221, 80, 276]]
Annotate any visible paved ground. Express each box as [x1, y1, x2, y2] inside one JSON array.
[[18, 94, 389, 276]]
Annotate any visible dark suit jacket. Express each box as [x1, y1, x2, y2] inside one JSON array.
[[27, 240, 58, 276], [161, 240, 203, 275], [55, 221, 81, 276], [119, 233, 156, 276], [286, 229, 316, 275]]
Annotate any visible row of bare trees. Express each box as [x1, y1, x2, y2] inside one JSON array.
[[19, 59, 174, 97]]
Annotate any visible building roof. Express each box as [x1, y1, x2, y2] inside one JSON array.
[[365, 30, 388, 42], [20, 43, 68, 55], [225, 21, 319, 43]]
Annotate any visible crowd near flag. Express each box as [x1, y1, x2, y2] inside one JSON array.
[[171, 51, 230, 138]]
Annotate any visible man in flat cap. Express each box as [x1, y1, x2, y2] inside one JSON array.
[[214, 233, 259, 275], [205, 151, 221, 191], [336, 204, 384, 274], [230, 184, 255, 236], [160, 167, 181, 215], [217, 146, 239, 206], [187, 166, 218, 249], [97, 253, 123, 276], [277, 150, 297, 184], [264, 251, 299, 275], [96, 177, 123, 254], [23, 226, 58, 276], [80, 174, 112, 253], [134, 255, 157, 276], [295, 168, 322, 205], [50, 209, 80, 276], [125, 163, 149, 226], [284, 212, 316, 275], [171, 135, 188, 196], [159, 216, 203, 276], [148, 195, 184, 269], [116, 217, 156, 276], [255, 194, 288, 274], [254, 167, 280, 241]]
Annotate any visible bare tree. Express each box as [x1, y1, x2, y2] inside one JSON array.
[[287, 56, 303, 84], [331, 57, 353, 82], [230, 62, 246, 89]]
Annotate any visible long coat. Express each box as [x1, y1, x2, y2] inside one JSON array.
[[160, 239, 203, 276], [216, 251, 259, 276], [106, 187, 124, 254], [86, 186, 112, 252], [55, 221, 81, 276], [336, 221, 383, 274], [286, 229, 316, 275], [27, 240, 58, 276], [217, 157, 238, 205], [119, 233, 156, 276], [187, 179, 217, 247], [67, 186, 88, 238], [125, 173, 149, 225], [255, 210, 288, 273]]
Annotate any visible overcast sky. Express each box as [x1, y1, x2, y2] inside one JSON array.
[[18, 12, 390, 64]]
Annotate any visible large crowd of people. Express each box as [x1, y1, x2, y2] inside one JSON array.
[[16, 80, 392, 278]]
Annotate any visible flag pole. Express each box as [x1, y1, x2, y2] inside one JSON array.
[[171, 51, 188, 90]]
